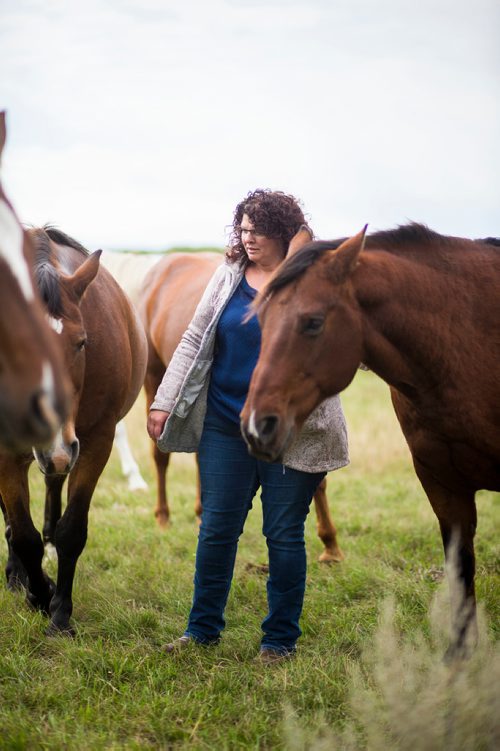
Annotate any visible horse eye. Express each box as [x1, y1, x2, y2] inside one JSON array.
[[77, 337, 87, 351], [300, 316, 325, 336]]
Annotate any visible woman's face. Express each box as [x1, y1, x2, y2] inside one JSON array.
[[240, 213, 285, 267]]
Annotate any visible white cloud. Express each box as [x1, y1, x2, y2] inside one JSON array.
[[1, 0, 498, 249]]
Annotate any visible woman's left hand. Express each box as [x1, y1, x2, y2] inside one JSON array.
[[147, 409, 170, 440]]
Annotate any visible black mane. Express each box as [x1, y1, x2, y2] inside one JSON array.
[[32, 226, 89, 317], [262, 238, 345, 302], [44, 226, 89, 256], [261, 223, 497, 305], [368, 222, 441, 249]]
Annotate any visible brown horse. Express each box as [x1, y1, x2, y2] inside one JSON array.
[[139, 251, 223, 522], [241, 223, 500, 655], [139, 252, 344, 562], [0, 112, 69, 452], [101, 249, 165, 491], [0, 227, 147, 633]]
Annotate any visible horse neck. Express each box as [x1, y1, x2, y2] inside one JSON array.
[[354, 252, 445, 395]]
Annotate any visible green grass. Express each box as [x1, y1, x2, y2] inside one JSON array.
[[0, 371, 498, 749]]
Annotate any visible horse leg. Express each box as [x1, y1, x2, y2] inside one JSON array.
[[48, 435, 113, 634], [0, 456, 54, 612], [1, 492, 28, 590], [43, 473, 66, 561], [114, 419, 147, 491], [153, 443, 171, 527], [144, 365, 172, 526], [414, 460, 478, 657], [313, 478, 344, 563]]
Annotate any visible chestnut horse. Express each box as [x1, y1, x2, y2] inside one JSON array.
[[0, 112, 69, 452], [0, 227, 147, 633], [139, 252, 344, 563], [241, 223, 500, 655]]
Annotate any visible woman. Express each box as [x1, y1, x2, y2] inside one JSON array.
[[147, 189, 349, 664]]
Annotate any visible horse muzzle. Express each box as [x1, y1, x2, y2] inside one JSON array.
[[240, 410, 294, 462], [0, 378, 68, 455], [33, 434, 80, 476]]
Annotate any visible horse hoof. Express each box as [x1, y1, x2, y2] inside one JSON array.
[[6, 573, 26, 592], [6, 563, 28, 591], [46, 621, 76, 638], [318, 548, 345, 564], [26, 591, 51, 615], [127, 475, 148, 492], [25, 575, 55, 614], [155, 512, 171, 529]]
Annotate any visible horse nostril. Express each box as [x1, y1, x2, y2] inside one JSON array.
[[259, 415, 279, 442], [70, 438, 80, 463]]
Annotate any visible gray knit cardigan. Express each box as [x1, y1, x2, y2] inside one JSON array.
[[151, 259, 349, 474]]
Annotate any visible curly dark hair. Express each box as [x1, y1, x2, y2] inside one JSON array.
[[226, 189, 313, 264]]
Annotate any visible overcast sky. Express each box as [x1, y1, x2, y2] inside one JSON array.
[[1, 0, 498, 251]]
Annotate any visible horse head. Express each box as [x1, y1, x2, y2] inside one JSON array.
[[241, 226, 367, 461], [0, 113, 70, 453], [31, 234, 101, 475]]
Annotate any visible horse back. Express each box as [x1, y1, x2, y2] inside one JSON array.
[[362, 237, 500, 492], [101, 250, 164, 305], [139, 252, 222, 366]]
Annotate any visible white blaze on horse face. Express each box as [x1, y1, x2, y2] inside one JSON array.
[[39, 361, 60, 431], [247, 409, 260, 439], [0, 199, 34, 301], [48, 316, 64, 334], [41, 361, 55, 394]]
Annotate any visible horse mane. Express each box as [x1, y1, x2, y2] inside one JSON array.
[[43, 225, 90, 256], [256, 238, 344, 306], [33, 231, 63, 317], [258, 223, 498, 310], [368, 222, 442, 249], [31, 226, 89, 317]]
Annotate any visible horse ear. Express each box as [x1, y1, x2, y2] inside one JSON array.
[[287, 225, 313, 257], [328, 225, 367, 278], [67, 249, 102, 302]]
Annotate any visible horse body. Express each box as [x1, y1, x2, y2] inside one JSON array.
[[241, 224, 500, 653], [358, 231, 500, 491], [138, 252, 223, 524], [0, 227, 148, 633], [139, 251, 344, 563], [0, 113, 69, 452], [101, 250, 163, 310], [101, 250, 165, 491]]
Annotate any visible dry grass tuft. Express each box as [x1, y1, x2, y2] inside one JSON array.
[[284, 583, 500, 751]]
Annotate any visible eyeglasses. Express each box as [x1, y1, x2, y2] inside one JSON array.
[[239, 226, 264, 238]]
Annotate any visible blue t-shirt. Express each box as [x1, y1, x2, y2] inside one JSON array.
[[207, 275, 261, 424]]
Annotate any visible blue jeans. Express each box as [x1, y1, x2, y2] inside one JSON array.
[[184, 407, 325, 653]]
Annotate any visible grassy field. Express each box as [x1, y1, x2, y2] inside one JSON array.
[[0, 371, 498, 749]]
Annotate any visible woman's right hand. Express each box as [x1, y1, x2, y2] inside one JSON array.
[[147, 409, 170, 440]]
